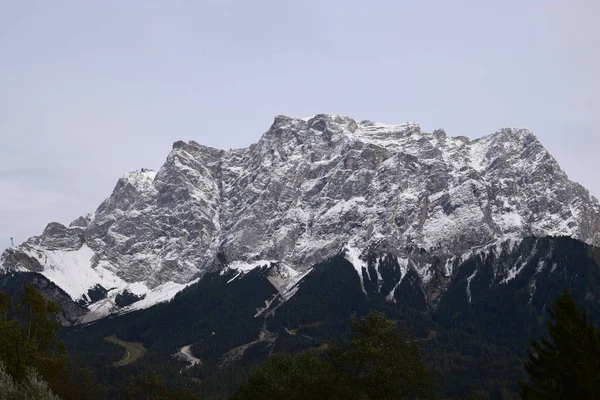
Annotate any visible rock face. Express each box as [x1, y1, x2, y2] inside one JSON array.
[[2, 114, 599, 319], [0, 272, 87, 326]]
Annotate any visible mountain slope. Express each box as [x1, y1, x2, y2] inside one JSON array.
[[2, 114, 599, 319], [60, 235, 600, 398]]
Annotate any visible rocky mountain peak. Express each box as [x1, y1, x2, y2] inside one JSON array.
[[2, 114, 599, 321]]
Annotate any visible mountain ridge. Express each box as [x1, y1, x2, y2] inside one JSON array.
[[2, 114, 599, 322]]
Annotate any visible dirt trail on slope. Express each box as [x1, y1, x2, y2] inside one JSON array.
[[105, 335, 147, 367]]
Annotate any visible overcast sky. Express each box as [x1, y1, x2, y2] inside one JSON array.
[[1, 0, 599, 252]]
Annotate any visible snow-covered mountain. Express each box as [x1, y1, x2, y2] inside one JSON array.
[[2, 114, 599, 321]]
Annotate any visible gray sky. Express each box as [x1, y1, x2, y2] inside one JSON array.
[[1, 0, 599, 252]]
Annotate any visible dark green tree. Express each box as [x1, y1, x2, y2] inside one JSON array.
[[17, 284, 60, 352], [326, 311, 437, 400], [0, 287, 42, 380], [230, 352, 339, 400], [0, 286, 106, 399], [519, 290, 600, 399], [39, 356, 107, 400], [0, 291, 11, 320], [231, 311, 437, 400], [4, 284, 63, 382], [122, 369, 195, 400]]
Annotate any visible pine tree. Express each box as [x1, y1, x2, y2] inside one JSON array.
[[0, 307, 34, 379], [326, 311, 437, 400], [519, 290, 600, 399], [230, 352, 339, 400], [0, 292, 11, 320], [0, 361, 17, 400], [19, 368, 61, 400], [17, 284, 60, 352], [231, 311, 437, 400], [122, 369, 195, 400], [0, 284, 62, 380], [0, 362, 60, 400], [0, 286, 105, 399]]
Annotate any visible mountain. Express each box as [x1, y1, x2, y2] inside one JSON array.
[[2, 114, 600, 323], [61, 235, 600, 398]]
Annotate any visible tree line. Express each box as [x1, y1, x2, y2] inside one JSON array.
[[0, 284, 598, 399], [230, 291, 600, 400]]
